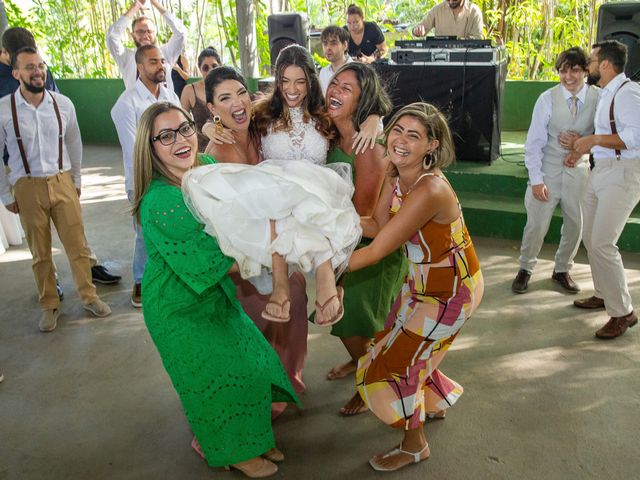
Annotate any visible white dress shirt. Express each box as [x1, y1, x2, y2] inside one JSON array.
[[319, 56, 353, 96], [524, 84, 589, 185], [592, 72, 640, 160], [106, 12, 186, 91], [0, 90, 82, 205], [111, 78, 180, 192]]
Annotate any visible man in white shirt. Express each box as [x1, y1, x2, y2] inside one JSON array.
[[512, 48, 598, 295], [319, 25, 353, 96], [106, 0, 186, 91], [412, 0, 483, 39], [0, 48, 111, 332], [572, 40, 640, 339], [111, 45, 180, 307]]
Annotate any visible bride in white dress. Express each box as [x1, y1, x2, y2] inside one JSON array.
[[184, 45, 361, 325]]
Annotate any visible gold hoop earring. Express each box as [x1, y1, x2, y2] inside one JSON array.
[[423, 152, 433, 170]]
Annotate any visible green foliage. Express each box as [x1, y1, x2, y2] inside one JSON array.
[[3, 0, 608, 80]]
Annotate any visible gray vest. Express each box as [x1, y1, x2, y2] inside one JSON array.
[[541, 84, 599, 178]]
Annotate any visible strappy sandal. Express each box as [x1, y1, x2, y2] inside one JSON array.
[[369, 443, 430, 472], [261, 299, 291, 322], [315, 286, 344, 326]]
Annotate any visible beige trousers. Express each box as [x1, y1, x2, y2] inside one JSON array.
[[582, 158, 640, 317], [13, 172, 97, 310]]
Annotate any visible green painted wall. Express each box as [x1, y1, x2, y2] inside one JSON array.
[[57, 78, 559, 145], [57, 79, 125, 145], [502, 80, 557, 131]]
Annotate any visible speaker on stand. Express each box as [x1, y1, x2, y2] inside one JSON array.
[[597, 2, 640, 80], [267, 13, 309, 72]]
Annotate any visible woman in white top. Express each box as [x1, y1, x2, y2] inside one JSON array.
[[184, 45, 363, 326]]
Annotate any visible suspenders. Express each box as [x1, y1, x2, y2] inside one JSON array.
[[609, 80, 630, 160], [9, 90, 63, 175]]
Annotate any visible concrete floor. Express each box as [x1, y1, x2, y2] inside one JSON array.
[[1, 146, 639, 480]]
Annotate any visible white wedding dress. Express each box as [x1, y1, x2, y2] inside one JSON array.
[[182, 107, 362, 281]]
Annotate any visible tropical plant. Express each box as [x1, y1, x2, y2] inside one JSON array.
[[0, 0, 608, 80]]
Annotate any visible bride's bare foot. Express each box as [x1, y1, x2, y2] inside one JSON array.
[[326, 359, 357, 380], [339, 391, 369, 416]]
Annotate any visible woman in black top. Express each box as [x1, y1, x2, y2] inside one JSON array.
[[345, 4, 387, 63]]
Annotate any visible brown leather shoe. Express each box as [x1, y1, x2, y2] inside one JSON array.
[[595, 311, 638, 339], [574, 296, 605, 309], [511, 269, 531, 294], [551, 271, 580, 293]]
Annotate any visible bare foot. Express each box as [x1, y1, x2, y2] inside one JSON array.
[[339, 391, 369, 416], [370, 442, 430, 471], [326, 359, 357, 380]]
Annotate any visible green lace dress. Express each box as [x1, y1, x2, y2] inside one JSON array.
[[326, 146, 407, 338], [140, 154, 299, 467]]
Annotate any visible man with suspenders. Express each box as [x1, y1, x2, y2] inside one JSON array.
[[0, 47, 111, 332], [572, 40, 640, 339]]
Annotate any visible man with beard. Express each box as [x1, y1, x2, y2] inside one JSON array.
[[511, 47, 598, 295], [413, 0, 484, 39], [0, 47, 112, 332], [0, 27, 122, 289], [107, 0, 186, 90], [570, 40, 640, 339], [111, 45, 180, 308]]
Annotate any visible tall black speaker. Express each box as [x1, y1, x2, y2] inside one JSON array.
[[597, 2, 640, 80], [373, 62, 507, 163], [267, 13, 309, 71]]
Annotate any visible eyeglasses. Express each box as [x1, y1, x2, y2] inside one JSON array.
[[21, 63, 47, 72], [134, 29, 156, 36], [152, 121, 196, 145]]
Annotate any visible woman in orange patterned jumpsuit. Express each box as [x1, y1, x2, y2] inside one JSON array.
[[346, 102, 484, 472]]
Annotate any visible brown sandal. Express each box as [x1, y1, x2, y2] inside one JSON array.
[[315, 286, 344, 326], [261, 299, 291, 322]]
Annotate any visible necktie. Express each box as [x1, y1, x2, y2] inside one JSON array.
[[569, 95, 578, 119]]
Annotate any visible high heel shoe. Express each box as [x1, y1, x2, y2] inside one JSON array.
[[226, 456, 278, 478]]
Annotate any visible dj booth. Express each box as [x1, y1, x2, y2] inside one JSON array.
[[374, 39, 508, 163]]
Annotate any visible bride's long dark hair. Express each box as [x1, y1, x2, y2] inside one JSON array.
[[253, 44, 334, 140]]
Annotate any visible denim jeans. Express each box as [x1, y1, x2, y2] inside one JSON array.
[[127, 190, 147, 284]]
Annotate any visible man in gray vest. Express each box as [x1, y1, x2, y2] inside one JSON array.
[[572, 40, 640, 339], [512, 47, 598, 294]]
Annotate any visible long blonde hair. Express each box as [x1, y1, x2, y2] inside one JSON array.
[[131, 102, 202, 222], [384, 103, 456, 177]]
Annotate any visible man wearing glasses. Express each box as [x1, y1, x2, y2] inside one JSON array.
[[111, 45, 180, 307], [107, 0, 186, 91], [0, 48, 112, 332]]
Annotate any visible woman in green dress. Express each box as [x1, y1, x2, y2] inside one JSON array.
[[324, 63, 407, 413], [130, 101, 299, 478]]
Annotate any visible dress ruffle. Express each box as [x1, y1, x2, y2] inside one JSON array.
[[182, 159, 362, 279]]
